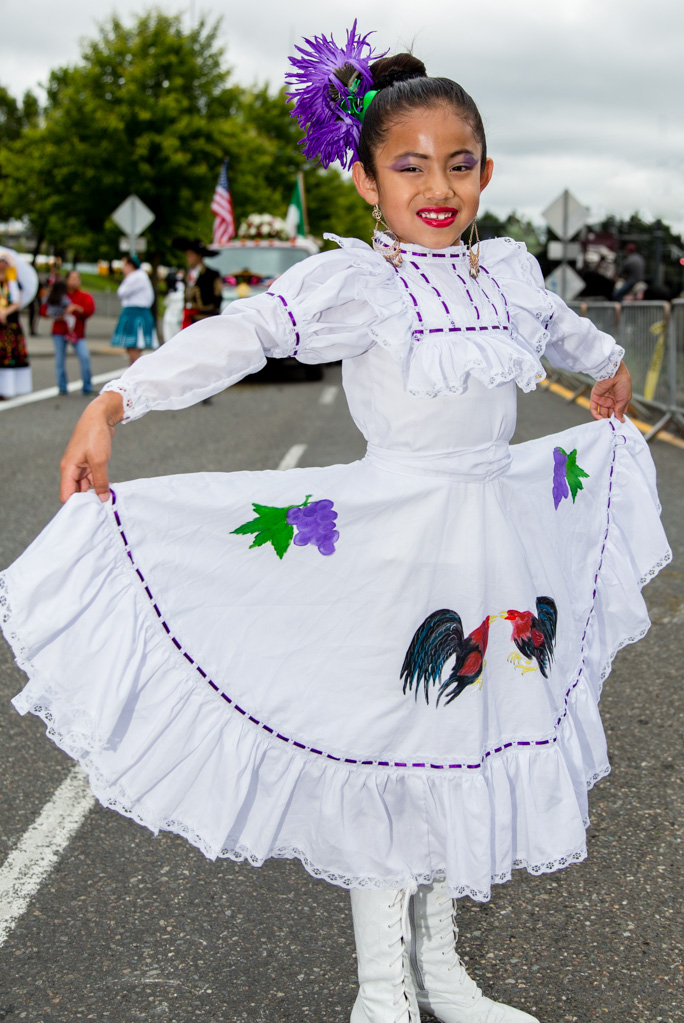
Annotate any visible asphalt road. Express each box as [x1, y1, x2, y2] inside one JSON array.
[[0, 350, 682, 1023]]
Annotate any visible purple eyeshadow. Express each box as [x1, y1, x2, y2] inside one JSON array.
[[388, 158, 418, 171], [385, 152, 479, 172]]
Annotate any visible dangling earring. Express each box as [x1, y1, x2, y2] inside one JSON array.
[[372, 204, 402, 268], [468, 220, 480, 279]]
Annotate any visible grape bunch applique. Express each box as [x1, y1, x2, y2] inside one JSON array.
[[232, 495, 339, 559], [552, 446, 589, 510], [287, 499, 339, 556]]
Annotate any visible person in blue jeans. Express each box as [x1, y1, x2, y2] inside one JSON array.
[[42, 270, 95, 394]]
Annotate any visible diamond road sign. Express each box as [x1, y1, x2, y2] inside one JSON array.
[[110, 195, 155, 237], [545, 264, 585, 302], [542, 190, 589, 241]]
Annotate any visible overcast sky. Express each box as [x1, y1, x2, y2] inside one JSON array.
[[2, 0, 683, 233]]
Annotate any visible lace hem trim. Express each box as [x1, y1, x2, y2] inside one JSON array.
[[0, 693, 594, 903]]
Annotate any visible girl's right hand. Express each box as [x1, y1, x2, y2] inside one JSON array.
[[59, 392, 124, 504]]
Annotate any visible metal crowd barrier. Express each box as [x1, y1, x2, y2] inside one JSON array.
[[544, 299, 684, 442]]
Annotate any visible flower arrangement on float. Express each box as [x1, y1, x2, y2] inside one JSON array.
[[238, 214, 290, 241]]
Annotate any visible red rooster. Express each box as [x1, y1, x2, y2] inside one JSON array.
[[503, 597, 558, 678], [401, 610, 492, 706]]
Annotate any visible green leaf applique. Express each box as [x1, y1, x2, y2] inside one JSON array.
[[232, 503, 295, 559], [560, 447, 590, 502], [232, 495, 341, 559]]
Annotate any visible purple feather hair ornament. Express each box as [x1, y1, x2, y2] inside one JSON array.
[[286, 20, 388, 169]]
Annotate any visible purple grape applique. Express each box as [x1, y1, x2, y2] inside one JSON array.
[[552, 446, 589, 510], [232, 495, 339, 558], [287, 499, 339, 556]]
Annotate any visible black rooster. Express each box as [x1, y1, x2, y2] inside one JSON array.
[[401, 609, 491, 706]]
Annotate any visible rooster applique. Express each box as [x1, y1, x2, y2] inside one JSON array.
[[401, 610, 492, 705], [502, 597, 558, 677]]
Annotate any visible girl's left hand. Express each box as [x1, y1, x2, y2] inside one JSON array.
[[590, 362, 632, 422]]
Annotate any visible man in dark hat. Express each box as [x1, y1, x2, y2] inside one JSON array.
[[172, 237, 223, 329], [172, 237, 223, 404]]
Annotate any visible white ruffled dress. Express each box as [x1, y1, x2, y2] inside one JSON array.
[[0, 236, 671, 901]]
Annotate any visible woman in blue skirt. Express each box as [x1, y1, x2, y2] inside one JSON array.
[[111, 254, 158, 365]]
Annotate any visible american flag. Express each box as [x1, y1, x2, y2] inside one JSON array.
[[211, 159, 235, 245]]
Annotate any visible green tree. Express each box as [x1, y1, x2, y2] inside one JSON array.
[[2, 9, 405, 268], [0, 86, 39, 222], [479, 209, 543, 253], [5, 11, 237, 270]]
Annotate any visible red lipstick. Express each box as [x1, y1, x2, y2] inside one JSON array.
[[417, 207, 458, 228]]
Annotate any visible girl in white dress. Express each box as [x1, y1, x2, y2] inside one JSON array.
[[0, 25, 670, 1023]]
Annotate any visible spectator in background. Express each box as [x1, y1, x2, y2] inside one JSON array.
[[43, 270, 95, 395], [164, 267, 183, 296], [613, 243, 646, 302], [172, 237, 222, 405], [111, 254, 158, 366], [579, 251, 615, 300], [0, 250, 32, 399], [171, 236, 222, 328]]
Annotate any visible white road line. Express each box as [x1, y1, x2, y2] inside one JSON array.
[[319, 385, 339, 406], [0, 369, 123, 413], [278, 443, 307, 471], [0, 766, 95, 947], [0, 403, 305, 946]]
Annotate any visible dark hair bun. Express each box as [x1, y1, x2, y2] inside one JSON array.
[[371, 53, 427, 91]]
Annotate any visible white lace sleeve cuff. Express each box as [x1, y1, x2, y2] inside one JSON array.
[[100, 378, 150, 424]]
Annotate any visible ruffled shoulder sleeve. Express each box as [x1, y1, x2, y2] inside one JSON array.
[[482, 238, 623, 380], [101, 236, 412, 421], [259, 234, 412, 364]]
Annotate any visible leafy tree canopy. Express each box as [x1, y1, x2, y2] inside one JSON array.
[[0, 10, 371, 265], [0, 86, 39, 221], [479, 210, 544, 253]]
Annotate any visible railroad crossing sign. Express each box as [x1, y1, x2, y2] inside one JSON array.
[[542, 189, 590, 301], [545, 264, 585, 302], [110, 195, 155, 254], [542, 190, 589, 241]]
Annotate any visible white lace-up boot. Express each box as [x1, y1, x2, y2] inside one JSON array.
[[349, 888, 420, 1023], [411, 882, 539, 1023]]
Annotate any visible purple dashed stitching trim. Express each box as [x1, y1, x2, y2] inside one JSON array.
[[454, 270, 481, 321], [108, 435, 619, 771], [473, 275, 500, 320], [393, 266, 509, 336], [410, 261, 452, 319], [547, 422, 619, 736], [425, 325, 508, 334], [269, 292, 301, 354], [400, 248, 467, 259], [393, 267, 424, 326], [480, 269, 511, 325]]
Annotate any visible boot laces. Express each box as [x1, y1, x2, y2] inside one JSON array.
[[386, 889, 419, 1023], [435, 896, 481, 999]]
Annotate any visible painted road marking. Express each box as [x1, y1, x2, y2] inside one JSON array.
[[278, 444, 307, 471], [539, 379, 684, 451], [0, 370, 123, 413], [319, 385, 339, 406], [0, 766, 95, 947]]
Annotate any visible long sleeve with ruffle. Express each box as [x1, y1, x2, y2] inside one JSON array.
[[102, 235, 624, 422], [102, 244, 409, 422], [495, 242, 624, 380]]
